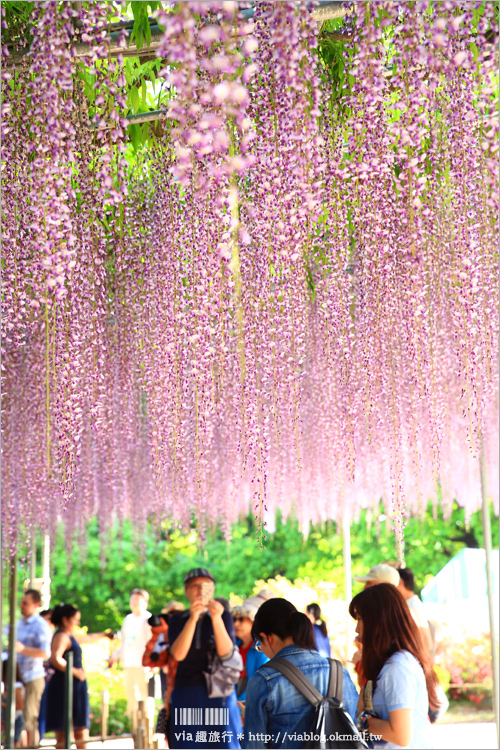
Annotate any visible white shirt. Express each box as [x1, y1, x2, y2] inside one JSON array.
[[120, 612, 152, 668], [407, 594, 429, 629]]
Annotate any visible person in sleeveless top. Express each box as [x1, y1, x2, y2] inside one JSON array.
[[45, 603, 112, 749]]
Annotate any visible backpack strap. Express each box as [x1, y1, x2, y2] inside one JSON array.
[[327, 658, 344, 705], [269, 657, 323, 706]]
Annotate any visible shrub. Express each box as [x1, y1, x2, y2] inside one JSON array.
[[86, 670, 131, 736], [81, 635, 131, 736], [434, 629, 495, 708]]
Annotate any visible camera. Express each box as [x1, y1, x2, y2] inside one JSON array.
[[147, 613, 170, 628]]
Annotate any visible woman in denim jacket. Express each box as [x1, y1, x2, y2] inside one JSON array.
[[241, 598, 358, 749]]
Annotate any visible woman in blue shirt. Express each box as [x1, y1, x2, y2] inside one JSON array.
[[350, 583, 439, 749], [241, 598, 358, 749], [305, 603, 331, 658]]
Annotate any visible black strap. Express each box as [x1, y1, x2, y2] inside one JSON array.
[[327, 658, 344, 704], [195, 616, 205, 650], [270, 658, 324, 705]]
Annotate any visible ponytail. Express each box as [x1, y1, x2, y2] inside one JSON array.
[[251, 598, 316, 650], [51, 603, 78, 627], [289, 611, 316, 649]]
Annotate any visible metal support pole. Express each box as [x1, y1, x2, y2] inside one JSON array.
[[41, 533, 51, 609], [5, 555, 18, 750], [342, 509, 352, 661], [65, 650, 74, 750], [479, 441, 499, 747]]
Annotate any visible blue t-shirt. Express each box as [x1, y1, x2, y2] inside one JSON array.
[[369, 650, 431, 749], [313, 624, 331, 658], [17, 614, 52, 683]]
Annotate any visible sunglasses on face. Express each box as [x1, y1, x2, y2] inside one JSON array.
[[233, 616, 246, 623]]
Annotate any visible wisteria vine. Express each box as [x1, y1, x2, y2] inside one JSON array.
[[1, 0, 498, 561]]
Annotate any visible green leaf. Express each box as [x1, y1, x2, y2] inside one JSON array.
[[135, 25, 144, 50], [124, 59, 134, 86], [144, 17, 152, 48], [130, 2, 147, 50], [130, 85, 140, 112], [128, 123, 144, 152], [142, 123, 151, 144], [141, 79, 147, 103], [131, 1, 145, 21]]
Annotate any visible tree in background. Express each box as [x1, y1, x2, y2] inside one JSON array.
[[12, 501, 494, 633]]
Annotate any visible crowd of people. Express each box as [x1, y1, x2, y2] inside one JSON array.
[[2, 562, 446, 749]]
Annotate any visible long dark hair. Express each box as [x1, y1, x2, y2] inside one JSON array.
[[51, 603, 79, 627], [251, 598, 315, 650], [349, 584, 438, 707], [306, 603, 328, 639]]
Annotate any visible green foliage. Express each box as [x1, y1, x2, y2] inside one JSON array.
[[2, 1, 33, 34], [86, 669, 131, 736], [130, 1, 160, 51], [3, 1, 496, 159], [37, 501, 499, 632]]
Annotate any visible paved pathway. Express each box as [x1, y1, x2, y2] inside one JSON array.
[[433, 721, 497, 750]]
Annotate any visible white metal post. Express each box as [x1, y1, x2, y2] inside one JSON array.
[[342, 508, 352, 661], [41, 534, 51, 609], [479, 439, 499, 747], [29, 536, 37, 589]]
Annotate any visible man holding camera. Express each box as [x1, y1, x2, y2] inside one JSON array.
[[109, 588, 152, 723]]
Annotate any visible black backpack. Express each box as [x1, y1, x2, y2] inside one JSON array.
[[270, 657, 367, 750]]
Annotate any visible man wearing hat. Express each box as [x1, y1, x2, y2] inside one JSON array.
[[167, 568, 241, 748], [232, 596, 269, 701], [354, 563, 400, 589]]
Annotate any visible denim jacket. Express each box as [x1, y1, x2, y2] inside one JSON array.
[[242, 645, 358, 749]]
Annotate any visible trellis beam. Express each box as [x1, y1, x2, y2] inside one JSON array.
[[4, 1, 348, 66]]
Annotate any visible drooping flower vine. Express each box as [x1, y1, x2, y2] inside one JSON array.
[[1, 0, 498, 561]]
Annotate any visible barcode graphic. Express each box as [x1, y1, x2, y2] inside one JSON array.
[[205, 708, 229, 725], [174, 708, 229, 726]]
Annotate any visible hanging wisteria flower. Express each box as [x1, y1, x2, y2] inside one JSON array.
[[1, 1, 498, 561]]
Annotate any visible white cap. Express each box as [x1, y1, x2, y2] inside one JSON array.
[[354, 564, 400, 587]]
